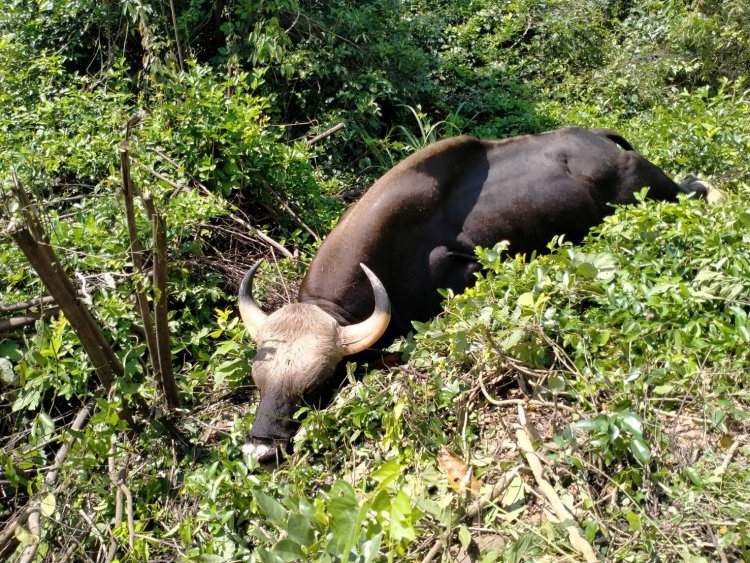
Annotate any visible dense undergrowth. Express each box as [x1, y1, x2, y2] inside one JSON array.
[[1, 0, 750, 561]]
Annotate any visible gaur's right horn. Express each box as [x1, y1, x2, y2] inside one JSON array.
[[338, 263, 391, 355]]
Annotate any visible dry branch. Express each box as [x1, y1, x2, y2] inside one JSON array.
[[0, 307, 60, 331], [714, 437, 743, 478], [120, 141, 164, 388], [12, 399, 96, 563], [260, 178, 321, 242], [420, 539, 443, 563], [168, 0, 184, 72], [465, 467, 520, 520], [151, 210, 179, 409], [306, 122, 346, 145], [515, 407, 598, 562], [0, 295, 57, 314], [227, 211, 295, 259]]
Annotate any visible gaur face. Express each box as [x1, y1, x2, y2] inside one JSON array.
[[238, 261, 390, 463]]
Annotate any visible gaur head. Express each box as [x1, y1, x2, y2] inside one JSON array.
[[238, 260, 391, 463]]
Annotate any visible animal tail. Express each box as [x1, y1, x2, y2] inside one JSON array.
[[590, 128, 634, 151]]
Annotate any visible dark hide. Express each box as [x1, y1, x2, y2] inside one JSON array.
[[300, 127, 703, 339]]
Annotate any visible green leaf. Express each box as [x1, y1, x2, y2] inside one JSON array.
[[624, 510, 643, 532], [15, 524, 37, 546], [256, 547, 285, 563], [195, 555, 227, 563], [389, 490, 416, 542], [38, 412, 55, 431], [40, 493, 56, 517], [547, 375, 566, 393], [619, 413, 644, 438], [629, 437, 652, 465], [502, 329, 524, 350], [576, 262, 598, 278], [255, 491, 288, 529], [360, 532, 382, 563], [0, 341, 22, 361], [685, 467, 704, 487], [287, 512, 315, 546], [653, 384, 674, 395], [271, 538, 305, 560], [327, 481, 363, 557], [371, 459, 401, 490], [458, 526, 472, 548], [517, 292, 535, 308]]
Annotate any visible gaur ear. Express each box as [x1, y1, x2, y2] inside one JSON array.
[[338, 264, 391, 355], [238, 259, 269, 340]]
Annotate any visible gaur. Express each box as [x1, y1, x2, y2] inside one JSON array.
[[239, 126, 708, 462]]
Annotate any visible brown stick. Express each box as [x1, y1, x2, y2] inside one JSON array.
[[168, 0, 185, 72], [151, 209, 179, 409], [0, 295, 57, 314], [7, 175, 133, 432], [0, 307, 60, 331], [306, 122, 346, 145], [228, 211, 295, 259], [126, 178, 179, 409], [465, 467, 520, 520], [420, 539, 443, 563], [120, 140, 164, 394]]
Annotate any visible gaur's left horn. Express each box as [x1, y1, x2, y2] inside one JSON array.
[[338, 264, 391, 355], [238, 259, 268, 341]]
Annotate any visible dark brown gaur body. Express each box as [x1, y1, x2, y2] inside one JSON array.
[[240, 126, 707, 462]]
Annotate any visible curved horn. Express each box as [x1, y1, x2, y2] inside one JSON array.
[[238, 259, 268, 341], [338, 263, 391, 355]]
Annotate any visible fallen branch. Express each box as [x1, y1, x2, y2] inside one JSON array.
[[0, 307, 60, 331], [306, 122, 346, 146], [420, 538, 443, 563], [465, 467, 520, 520], [0, 295, 57, 314], [516, 407, 598, 562], [228, 211, 294, 259], [714, 436, 743, 478], [260, 178, 321, 242]]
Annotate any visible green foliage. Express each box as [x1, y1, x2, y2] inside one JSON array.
[[2, 0, 750, 560]]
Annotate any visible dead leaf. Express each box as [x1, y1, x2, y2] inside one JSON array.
[[437, 447, 480, 494]]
